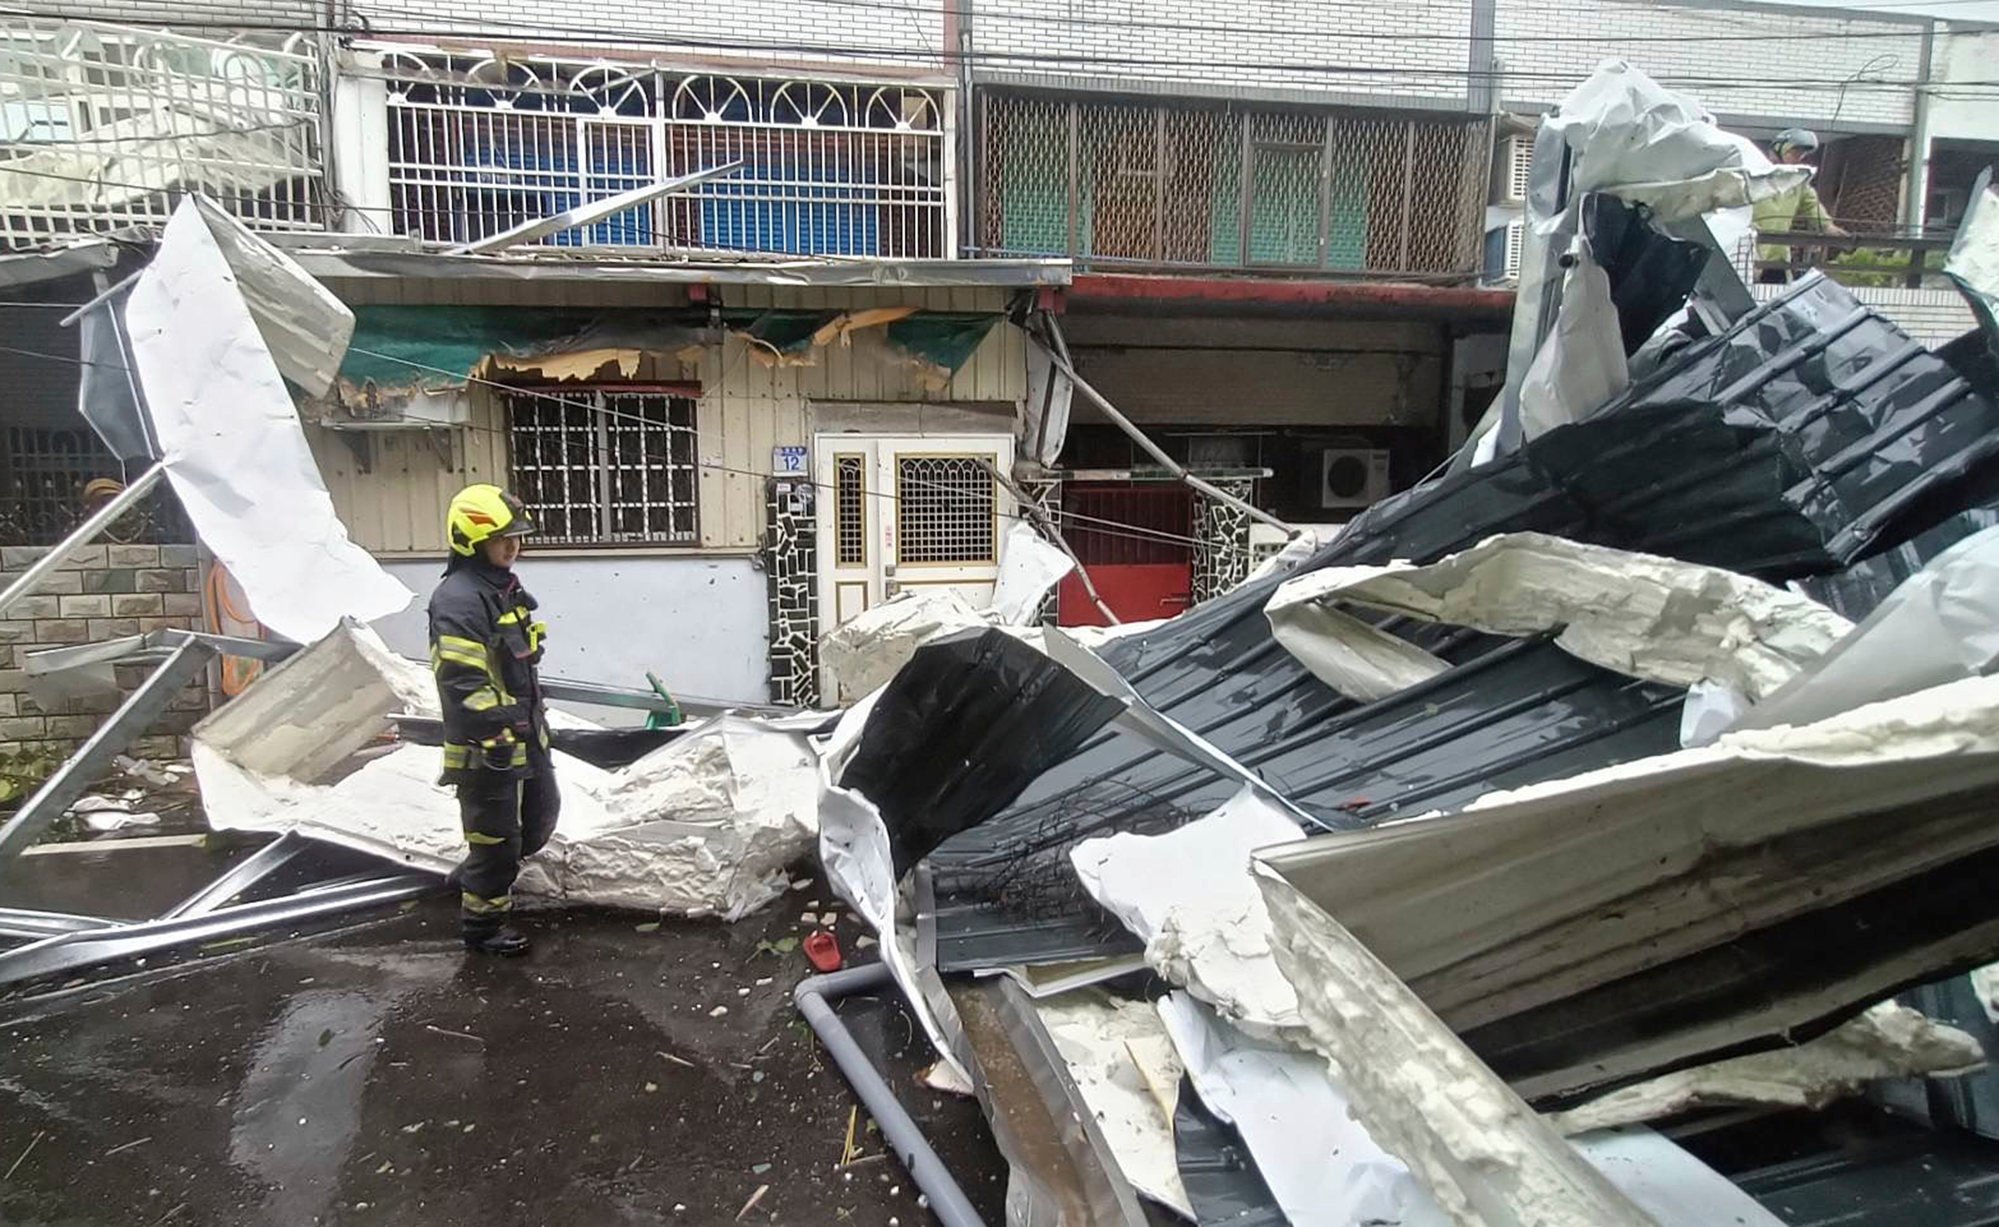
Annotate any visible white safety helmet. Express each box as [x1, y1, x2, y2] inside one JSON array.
[[1772, 128, 1820, 157]]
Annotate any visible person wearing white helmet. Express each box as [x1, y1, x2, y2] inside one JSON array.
[[1753, 128, 1848, 283]]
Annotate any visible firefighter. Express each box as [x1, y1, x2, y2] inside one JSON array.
[[431, 483, 557, 957], [1753, 129, 1848, 283]]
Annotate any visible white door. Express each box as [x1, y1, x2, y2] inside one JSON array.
[[814, 432, 1015, 640]]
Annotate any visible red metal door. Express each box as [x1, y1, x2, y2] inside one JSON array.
[[1057, 483, 1193, 626]]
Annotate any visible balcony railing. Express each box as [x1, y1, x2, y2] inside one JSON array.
[[1751, 230, 1962, 290], [0, 16, 326, 249], [976, 91, 1487, 280], [376, 50, 950, 258]]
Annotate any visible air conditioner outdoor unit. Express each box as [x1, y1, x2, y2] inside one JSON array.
[[1504, 220, 1525, 280], [1321, 448, 1392, 510]]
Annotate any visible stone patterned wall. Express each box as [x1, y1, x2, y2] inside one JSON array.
[[1191, 482, 1254, 606], [0, 543, 210, 794], [764, 478, 820, 709]]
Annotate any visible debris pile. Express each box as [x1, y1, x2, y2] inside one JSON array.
[[804, 62, 1999, 1227], [0, 197, 834, 994]]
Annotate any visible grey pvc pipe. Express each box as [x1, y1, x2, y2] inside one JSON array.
[[794, 963, 987, 1227]]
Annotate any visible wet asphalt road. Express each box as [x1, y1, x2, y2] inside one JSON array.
[[0, 892, 1009, 1227]]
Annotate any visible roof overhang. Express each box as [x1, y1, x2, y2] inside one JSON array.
[[267, 235, 1071, 290], [0, 237, 125, 289], [1061, 272, 1515, 323]]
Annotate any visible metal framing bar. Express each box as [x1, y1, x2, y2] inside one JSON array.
[[447, 162, 743, 255], [0, 873, 435, 990], [1039, 316, 1297, 535], [0, 908, 119, 941], [161, 832, 308, 919], [0, 638, 214, 861], [22, 629, 297, 677], [982, 459, 1118, 626], [0, 462, 167, 620], [1065, 100, 1081, 260], [987, 980, 1149, 1226], [1400, 120, 1417, 272]]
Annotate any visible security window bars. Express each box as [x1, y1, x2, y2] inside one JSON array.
[[505, 390, 698, 546], [978, 91, 1486, 278], [0, 426, 189, 546], [0, 16, 325, 249], [895, 456, 995, 565], [378, 51, 947, 257], [835, 454, 866, 567]]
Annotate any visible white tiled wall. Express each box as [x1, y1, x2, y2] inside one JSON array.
[[1753, 283, 1977, 348]]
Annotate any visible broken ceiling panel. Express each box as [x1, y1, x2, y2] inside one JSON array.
[[196, 624, 820, 920], [1268, 532, 1851, 703], [1548, 1002, 1985, 1135], [1258, 673, 1999, 1102]]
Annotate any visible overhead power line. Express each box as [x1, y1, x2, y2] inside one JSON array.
[[0, 7, 1985, 90], [0, 337, 1232, 556]]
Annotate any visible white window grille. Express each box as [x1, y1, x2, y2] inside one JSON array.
[[1504, 220, 1525, 280], [504, 390, 699, 546], [1502, 135, 1533, 205], [376, 50, 948, 258], [895, 456, 995, 565], [834, 454, 867, 567], [0, 16, 325, 249]]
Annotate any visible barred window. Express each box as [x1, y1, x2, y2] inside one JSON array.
[[834, 454, 867, 566], [896, 456, 995, 565], [504, 389, 699, 546], [0, 426, 189, 547]]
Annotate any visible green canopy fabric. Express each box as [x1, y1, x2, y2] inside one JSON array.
[[334, 305, 1004, 394]]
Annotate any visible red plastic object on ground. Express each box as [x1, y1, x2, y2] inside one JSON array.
[[804, 930, 843, 972]]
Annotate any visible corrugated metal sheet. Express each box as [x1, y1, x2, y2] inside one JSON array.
[[856, 274, 1999, 975], [1739, 1131, 1999, 1227], [311, 284, 1025, 555]]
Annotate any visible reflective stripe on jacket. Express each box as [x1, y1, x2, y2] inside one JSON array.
[[428, 555, 550, 784]]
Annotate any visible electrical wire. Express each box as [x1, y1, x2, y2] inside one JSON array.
[[322, 29, 1983, 89], [2, 8, 1985, 88], [0, 337, 1231, 555], [24, 0, 1975, 49], [0, 117, 312, 149], [342, 344, 1230, 553]]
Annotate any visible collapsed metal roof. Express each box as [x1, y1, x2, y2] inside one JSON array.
[[859, 273, 1999, 979]]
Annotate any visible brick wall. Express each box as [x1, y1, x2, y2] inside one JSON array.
[[969, 0, 1478, 107], [11, 0, 322, 24], [0, 544, 210, 771], [1751, 283, 1975, 348], [1495, 0, 1920, 128], [12, 0, 1931, 130]]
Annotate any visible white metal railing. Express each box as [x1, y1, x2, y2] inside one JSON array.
[[374, 49, 950, 259], [0, 16, 326, 249]]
